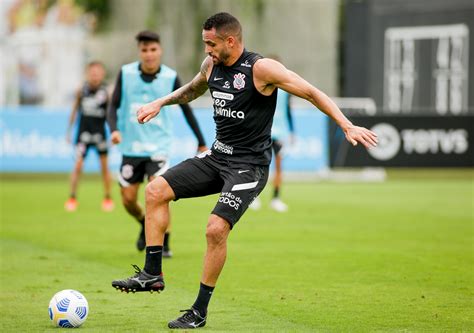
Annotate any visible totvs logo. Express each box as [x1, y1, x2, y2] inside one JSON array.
[[368, 123, 469, 161]]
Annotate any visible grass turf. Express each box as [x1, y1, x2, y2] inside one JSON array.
[[0, 170, 473, 332]]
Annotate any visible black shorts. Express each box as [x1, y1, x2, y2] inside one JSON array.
[[272, 139, 283, 156], [162, 150, 269, 228], [75, 131, 108, 158], [118, 156, 169, 187]]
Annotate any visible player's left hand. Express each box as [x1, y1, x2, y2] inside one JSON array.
[[137, 100, 162, 124], [343, 125, 378, 149]]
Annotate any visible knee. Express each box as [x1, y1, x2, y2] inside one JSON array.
[[121, 192, 136, 208], [73, 160, 83, 173], [101, 164, 109, 175], [206, 216, 230, 245], [145, 177, 173, 205]]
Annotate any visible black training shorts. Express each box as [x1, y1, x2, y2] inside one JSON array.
[[118, 156, 169, 186], [162, 150, 269, 228], [75, 131, 108, 158]]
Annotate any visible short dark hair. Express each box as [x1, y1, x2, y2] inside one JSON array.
[[135, 30, 160, 44], [203, 12, 242, 39]]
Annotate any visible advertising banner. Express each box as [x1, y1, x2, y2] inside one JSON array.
[[330, 116, 473, 167], [1, 107, 328, 173]]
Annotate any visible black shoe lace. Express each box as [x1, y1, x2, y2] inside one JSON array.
[[131, 264, 142, 278], [179, 309, 197, 322]]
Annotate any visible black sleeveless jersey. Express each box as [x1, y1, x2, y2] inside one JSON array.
[[208, 50, 277, 165], [77, 83, 108, 135]]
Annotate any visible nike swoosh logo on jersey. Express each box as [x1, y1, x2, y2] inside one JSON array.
[[238, 170, 250, 174], [213, 77, 223, 81]]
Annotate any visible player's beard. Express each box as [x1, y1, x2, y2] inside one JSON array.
[[210, 48, 231, 65]]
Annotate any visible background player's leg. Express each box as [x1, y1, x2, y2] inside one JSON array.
[[273, 153, 283, 193], [99, 154, 114, 211], [120, 183, 143, 218], [70, 157, 84, 198], [120, 183, 146, 250], [271, 153, 288, 212], [65, 156, 84, 211]]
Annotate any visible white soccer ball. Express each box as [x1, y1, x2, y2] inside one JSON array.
[[48, 289, 89, 328]]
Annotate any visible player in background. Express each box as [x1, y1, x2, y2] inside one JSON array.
[[112, 13, 377, 329], [107, 30, 207, 255], [269, 88, 294, 212], [65, 61, 114, 212], [250, 54, 294, 212]]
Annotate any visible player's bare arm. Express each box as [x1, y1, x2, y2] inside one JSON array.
[[253, 58, 378, 148], [137, 57, 212, 124], [66, 89, 81, 142]]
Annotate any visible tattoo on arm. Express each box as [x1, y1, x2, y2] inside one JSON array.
[[162, 59, 210, 106], [199, 57, 209, 77]]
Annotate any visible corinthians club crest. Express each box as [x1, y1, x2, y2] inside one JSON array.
[[233, 73, 246, 90]]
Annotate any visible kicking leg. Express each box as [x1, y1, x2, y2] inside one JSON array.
[[111, 176, 175, 293], [149, 174, 172, 258]]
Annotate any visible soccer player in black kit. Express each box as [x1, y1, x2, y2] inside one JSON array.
[[112, 12, 378, 329], [65, 61, 113, 212]]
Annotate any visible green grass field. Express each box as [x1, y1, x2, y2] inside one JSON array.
[[1, 170, 473, 332]]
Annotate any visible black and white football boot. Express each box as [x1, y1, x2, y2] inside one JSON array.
[[111, 264, 164, 293], [168, 308, 207, 329]]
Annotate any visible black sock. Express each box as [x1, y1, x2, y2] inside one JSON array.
[[164, 232, 170, 251], [192, 283, 214, 317], [144, 246, 162, 276], [273, 187, 280, 198]]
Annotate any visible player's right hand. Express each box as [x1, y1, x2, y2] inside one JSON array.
[[343, 125, 378, 149], [111, 131, 121, 144], [137, 100, 162, 124]]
